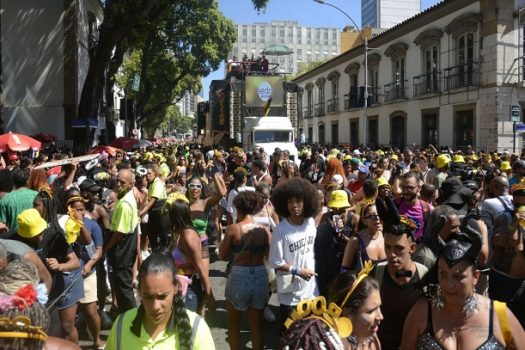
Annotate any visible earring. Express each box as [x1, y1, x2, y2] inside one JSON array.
[[462, 293, 479, 317], [431, 286, 445, 310]]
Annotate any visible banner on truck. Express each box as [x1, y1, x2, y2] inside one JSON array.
[[245, 76, 284, 108]]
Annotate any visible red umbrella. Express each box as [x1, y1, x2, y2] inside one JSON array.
[[32, 132, 56, 143], [110, 137, 138, 149], [89, 146, 123, 157], [0, 131, 41, 152]]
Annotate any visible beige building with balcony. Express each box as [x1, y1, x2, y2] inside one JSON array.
[[293, 0, 525, 152]]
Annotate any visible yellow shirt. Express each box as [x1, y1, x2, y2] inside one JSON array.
[[110, 189, 139, 235], [148, 177, 167, 200], [105, 307, 215, 350]]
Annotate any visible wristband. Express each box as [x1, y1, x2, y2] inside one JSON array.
[[291, 267, 300, 276]]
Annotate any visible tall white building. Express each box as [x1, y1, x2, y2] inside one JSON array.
[[362, 0, 421, 29], [177, 91, 203, 119], [231, 20, 341, 75]]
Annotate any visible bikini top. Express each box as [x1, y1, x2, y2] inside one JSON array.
[[416, 300, 505, 350], [171, 236, 193, 272]]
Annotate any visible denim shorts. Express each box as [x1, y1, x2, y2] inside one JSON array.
[[225, 265, 269, 311], [48, 267, 84, 310]]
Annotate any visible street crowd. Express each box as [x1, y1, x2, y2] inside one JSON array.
[[1, 141, 525, 349]]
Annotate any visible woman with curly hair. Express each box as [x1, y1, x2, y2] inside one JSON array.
[[105, 253, 215, 350], [269, 177, 320, 326], [28, 168, 51, 193]]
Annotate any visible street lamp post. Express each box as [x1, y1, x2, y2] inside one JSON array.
[[313, 0, 368, 148]]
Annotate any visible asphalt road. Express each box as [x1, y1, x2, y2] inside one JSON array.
[[79, 241, 281, 349]]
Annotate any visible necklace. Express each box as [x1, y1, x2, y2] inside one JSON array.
[[362, 229, 379, 240]]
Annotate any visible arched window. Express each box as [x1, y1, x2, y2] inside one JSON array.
[[390, 112, 407, 148]]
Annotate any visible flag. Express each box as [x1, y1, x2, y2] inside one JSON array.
[[263, 97, 272, 117]]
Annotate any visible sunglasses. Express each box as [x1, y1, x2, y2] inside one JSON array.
[[188, 183, 202, 190], [365, 214, 380, 221]]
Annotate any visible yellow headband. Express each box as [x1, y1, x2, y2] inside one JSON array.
[[285, 260, 375, 339], [0, 316, 47, 342], [340, 260, 374, 308]]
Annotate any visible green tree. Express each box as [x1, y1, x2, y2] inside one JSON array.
[[74, 0, 269, 154]]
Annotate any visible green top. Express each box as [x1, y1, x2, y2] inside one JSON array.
[[192, 217, 208, 238], [160, 162, 171, 179], [111, 190, 139, 235], [0, 188, 38, 231], [105, 307, 215, 350], [148, 177, 167, 200]]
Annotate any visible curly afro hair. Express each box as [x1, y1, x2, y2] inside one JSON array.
[[270, 177, 320, 218]]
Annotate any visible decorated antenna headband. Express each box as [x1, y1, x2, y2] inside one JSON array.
[[284, 260, 374, 338], [376, 197, 417, 239], [0, 316, 47, 342]]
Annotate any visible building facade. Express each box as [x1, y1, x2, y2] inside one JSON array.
[[0, 0, 104, 142], [362, 0, 421, 29], [231, 20, 341, 75], [294, 0, 525, 152]]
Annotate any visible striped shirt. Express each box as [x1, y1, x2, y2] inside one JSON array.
[[269, 217, 318, 306]]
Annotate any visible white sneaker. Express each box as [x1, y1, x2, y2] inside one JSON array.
[[263, 306, 276, 322]]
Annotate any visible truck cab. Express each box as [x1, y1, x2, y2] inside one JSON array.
[[243, 116, 299, 164]]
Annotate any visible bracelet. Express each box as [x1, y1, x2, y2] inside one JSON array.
[[291, 267, 300, 276]]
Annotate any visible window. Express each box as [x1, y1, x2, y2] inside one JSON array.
[[308, 126, 313, 143], [457, 33, 475, 86], [424, 45, 439, 92], [332, 80, 338, 99], [272, 27, 276, 38], [307, 90, 313, 109], [332, 123, 339, 145], [350, 119, 359, 147], [393, 56, 406, 99], [391, 115, 406, 148], [297, 49, 302, 56], [455, 110, 474, 148], [318, 84, 325, 104], [422, 112, 439, 145], [318, 123, 325, 144], [261, 28, 265, 37], [252, 28, 256, 38], [254, 131, 292, 143], [368, 66, 379, 104], [368, 118, 378, 147]]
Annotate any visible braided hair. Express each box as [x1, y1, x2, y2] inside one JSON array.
[[279, 318, 344, 350], [137, 253, 192, 349], [0, 260, 50, 350]]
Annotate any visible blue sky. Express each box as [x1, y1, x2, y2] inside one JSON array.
[[201, 0, 442, 96]]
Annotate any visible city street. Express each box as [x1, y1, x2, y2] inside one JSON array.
[[79, 241, 282, 350]]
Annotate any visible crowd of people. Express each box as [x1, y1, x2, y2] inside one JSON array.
[[1, 142, 525, 349]]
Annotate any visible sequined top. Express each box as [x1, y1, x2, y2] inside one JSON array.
[[417, 300, 505, 350]]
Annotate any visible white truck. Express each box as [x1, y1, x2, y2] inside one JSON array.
[[242, 116, 299, 165]]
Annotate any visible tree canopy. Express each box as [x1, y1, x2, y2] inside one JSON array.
[[74, 0, 269, 154]]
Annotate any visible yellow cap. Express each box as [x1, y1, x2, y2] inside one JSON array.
[[377, 177, 390, 188], [376, 150, 384, 156], [500, 161, 512, 171], [452, 155, 465, 163], [17, 209, 47, 239], [436, 154, 451, 169], [390, 154, 399, 161]]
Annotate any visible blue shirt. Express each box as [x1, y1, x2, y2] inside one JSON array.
[[76, 218, 103, 269]]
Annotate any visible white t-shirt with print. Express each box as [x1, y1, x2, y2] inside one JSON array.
[[269, 217, 318, 306]]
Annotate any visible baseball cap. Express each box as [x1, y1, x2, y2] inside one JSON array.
[[436, 154, 451, 168], [17, 209, 47, 239], [79, 179, 102, 192], [358, 165, 369, 174]]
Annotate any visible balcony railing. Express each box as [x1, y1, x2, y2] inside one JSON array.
[[444, 62, 479, 90], [303, 106, 313, 119], [315, 102, 325, 117], [327, 97, 339, 113], [413, 72, 442, 97], [344, 86, 373, 109], [384, 80, 408, 102]]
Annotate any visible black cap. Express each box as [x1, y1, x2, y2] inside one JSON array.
[[436, 177, 473, 205], [79, 179, 101, 192]]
